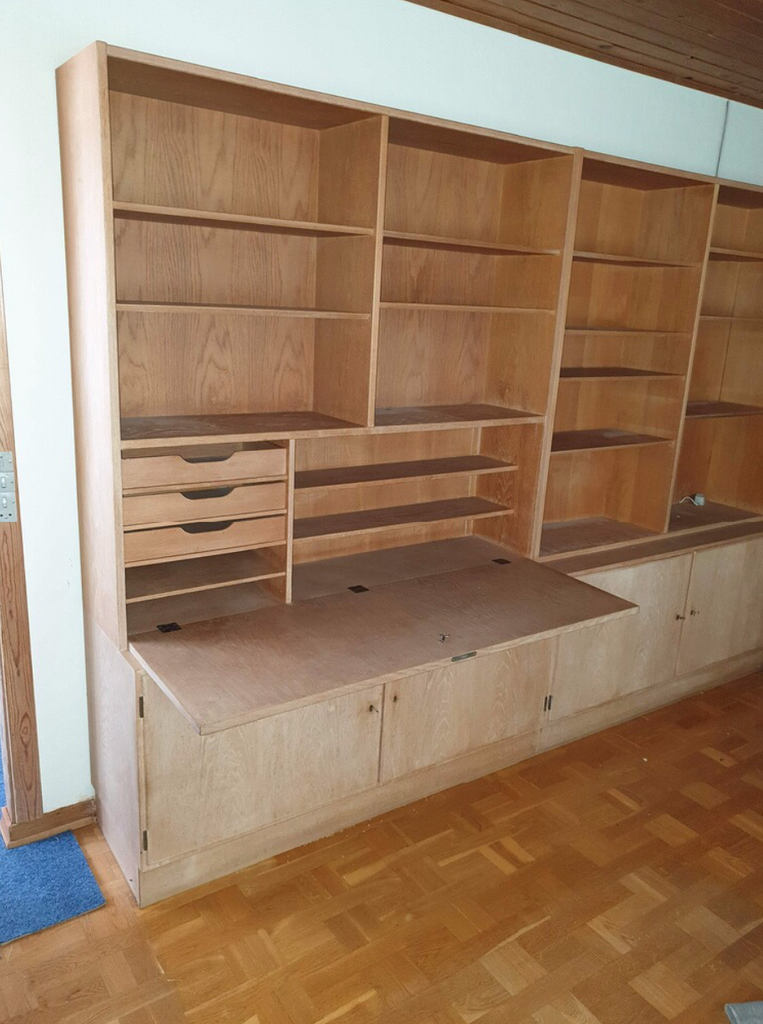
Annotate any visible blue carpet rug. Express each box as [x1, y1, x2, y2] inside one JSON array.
[[0, 748, 104, 944]]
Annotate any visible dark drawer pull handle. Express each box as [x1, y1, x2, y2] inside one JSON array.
[[180, 520, 235, 534], [180, 487, 235, 500], [181, 453, 235, 465]]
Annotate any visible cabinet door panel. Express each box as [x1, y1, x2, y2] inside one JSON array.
[[381, 640, 554, 782], [677, 538, 763, 675], [143, 680, 383, 864], [551, 554, 692, 720]]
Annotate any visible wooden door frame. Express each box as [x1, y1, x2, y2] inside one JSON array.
[[0, 255, 44, 834]]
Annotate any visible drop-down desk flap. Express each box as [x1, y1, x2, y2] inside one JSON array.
[[129, 558, 637, 735]]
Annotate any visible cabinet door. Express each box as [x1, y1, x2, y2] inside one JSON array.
[[143, 680, 383, 864], [550, 554, 693, 720], [677, 537, 763, 676], [380, 640, 554, 782]]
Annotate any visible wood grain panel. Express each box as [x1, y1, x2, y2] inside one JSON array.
[[129, 560, 635, 735], [143, 678, 383, 863], [551, 554, 693, 719], [118, 311, 314, 417], [381, 640, 553, 780], [110, 91, 320, 220], [678, 538, 763, 674]]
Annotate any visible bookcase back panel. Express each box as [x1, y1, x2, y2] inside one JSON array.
[[499, 157, 574, 251], [111, 92, 320, 220], [689, 322, 731, 402], [719, 325, 763, 406], [676, 418, 763, 513], [701, 263, 763, 318], [566, 264, 702, 332], [554, 377, 684, 438], [114, 217, 376, 313], [545, 444, 675, 531], [385, 144, 505, 242], [110, 91, 385, 229], [381, 247, 560, 309], [118, 312, 314, 416], [294, 520, 469, 564], [296, 476, 475, 519], [376, 309, 489, 408], [712, 201, 763, 255], [376, 309, 554, 412], [483, 315, 557, 414], [575, 180, 713, 264], [296, 429, 476, 471]]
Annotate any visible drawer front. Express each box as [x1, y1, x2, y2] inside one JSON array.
[[123, 482, 287, 528], [122, 445, 286, 490], [380, 641, 554, 782], [124, 515, 286, 566], [143, 679, 384, 863]]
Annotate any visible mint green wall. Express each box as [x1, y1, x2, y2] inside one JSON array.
[[0, 0, 760, 811]]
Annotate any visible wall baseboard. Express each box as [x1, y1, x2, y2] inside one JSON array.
[[0, 798, 96, 848]]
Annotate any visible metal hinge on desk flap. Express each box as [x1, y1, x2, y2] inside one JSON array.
[[142, 830, 148, 852], [451, 651, 476, 662], [138, 695, 144, 719]]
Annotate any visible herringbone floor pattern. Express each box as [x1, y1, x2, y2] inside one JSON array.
[[1, 672, 763, 1023]]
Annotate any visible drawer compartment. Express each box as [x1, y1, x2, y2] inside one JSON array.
[[123, 482, 287, 528], [122, 442, 286, 491], [124, 515, 286, 566]]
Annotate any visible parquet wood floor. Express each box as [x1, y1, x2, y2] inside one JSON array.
[[2, 672, 763, 1024]]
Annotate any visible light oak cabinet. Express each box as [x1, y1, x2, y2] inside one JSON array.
[[380, 641, 555, 780], [550, 554, 694, 719], [677, 536, 763, 675], [142, 681, 384, 864]]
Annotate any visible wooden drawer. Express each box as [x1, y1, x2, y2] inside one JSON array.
[[122, 443, 286, 491], [123, 482, 286, 528], [124, 515, 286, 566]]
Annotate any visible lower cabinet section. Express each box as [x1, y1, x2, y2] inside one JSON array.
[[142, 683, 383, 864], [550, 554, 693, 719], [119, 537, 762, 904], [380, 641, 554, 781], [677, 537, 763, 675]]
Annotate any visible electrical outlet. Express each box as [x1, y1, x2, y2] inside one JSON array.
[[0, 492, 17, 522]]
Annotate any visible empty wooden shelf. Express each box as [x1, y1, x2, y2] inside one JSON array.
[[669, 500, 760, 533], [295, 454, 515, 489], [708, 247, 763, 262], [126, 548, 286, 602], [374, 404, 542, 428], [551, 428, 669, 453], [121, 412, 363, 446], [383, 231, 559, 256], [573, 250, 694, 268], [294, 496, 512, 541], [684, 400, 763, 419], [113, 201, 375, 237], [559, 367, 678, 380], [540, 517, 657, 558]]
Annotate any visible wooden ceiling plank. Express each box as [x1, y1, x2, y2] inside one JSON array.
[[460, 0, 763, 90], [406, 0, 763, 107]]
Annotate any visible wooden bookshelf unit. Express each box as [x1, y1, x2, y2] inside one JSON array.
[[58, 43, 763, 905]]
